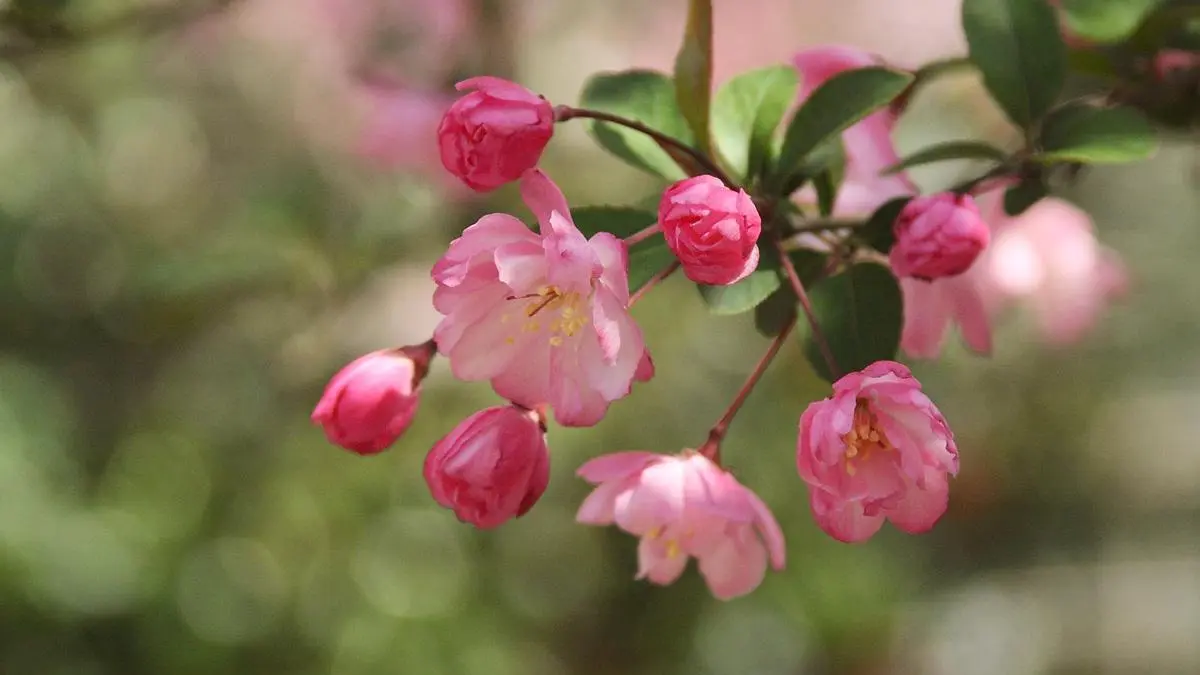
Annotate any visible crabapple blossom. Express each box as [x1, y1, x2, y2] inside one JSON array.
[[575, 451, 786, 600], [890, 193, 991, 280], [797, 361, 959, 543], [432, 168, 652, 427], [658, 175, 762, 285], [423, 405, 549, 528]]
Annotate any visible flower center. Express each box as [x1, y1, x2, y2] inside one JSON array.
[[648, 526, 686, 558], [841, 399, 893, 476], [502, 285, 589, 347]]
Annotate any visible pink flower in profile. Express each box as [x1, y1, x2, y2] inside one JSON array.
[[432, 169, 652, 427], [891, 193, 991, 280], [900, 271, 994, 358], [658, 175, 762, 285], [984, 196, 1128, 345], [312, 345, 433, 454], [576, 451, 786, 600], [797, 361, 958, 543], [437, 77, 554, 191], [424, 405, 549, 528], [792, 46, 917, 216]]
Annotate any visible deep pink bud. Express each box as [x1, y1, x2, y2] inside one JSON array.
[[890, 193, 990, 281], [436, 76, 554, 192], [312, 344, 433, 455], [658, 175, 762, 285], [423, 405, 550, 528]]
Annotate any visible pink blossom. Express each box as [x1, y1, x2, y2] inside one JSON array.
[[900, 272, 994, 358], [437, 77, 554, 192], [891, 193, 991, 280], [424, 405, 549, 528], [797, 361, 958, 543], [792, 46, 918, 216], [983, 196, 1128, 345], [312, 345, 432, 454], [658, 175, 762, 285], [576, 451, 786, 600], [432, 169, 651, 427], [358, 83, 452, 173]]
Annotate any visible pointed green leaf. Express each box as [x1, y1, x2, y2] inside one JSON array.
[[697, 266, 781, 315], [579, 70, 694, 180], [754, 249, 826, 337], [673, 0, 714, 155], [1035, 104, 1157, 163], [773, 67, 913, 192], [884, 140, 1009, 174], [858, 196, 911, 254], [570, 207, 658, 240], [962, 0, 1067, 128], [712, 65, 799, 180], [628, 239, 677, 294], [1061, 0, 1166, 43], [802, 263, 903, 383]]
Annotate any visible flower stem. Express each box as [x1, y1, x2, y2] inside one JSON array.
[[629, 261, 680, 307], [624, 223, 661, 248], [699, 315, 797, 463], [775, 236, 840, 380], [554, 105, 735, 188]]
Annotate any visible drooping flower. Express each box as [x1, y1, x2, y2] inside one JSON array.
[[437, 76, 554, 191], [311, 344, 434, 454], [432, 168, 652, 427], [891, 193, 991, 280], [797, 361, 958, 543], [423, 405, 549, 528], [576, 451, 786, 600], [900, 272, 994, 358], [658, 175, 762, 285]]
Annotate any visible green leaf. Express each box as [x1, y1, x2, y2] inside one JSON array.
[[711, 65, 799, 180], [754, 250, 825, 337], [802, 263, 903, 383], [1061, 0, 1166, 43], [858, 196, 912, 254], [673, 0, 714, 155], [884, 140, 1009, 174], [1003, 177, 1047, 215], [697, 267, 781, 315], [628, 239, 677, 294], [773, 67, 913, 192], [1035, 104, 1157, 163], [570, 207, 658, 240], [962, 0, 1067, 128], [579, 70, 695, 180]]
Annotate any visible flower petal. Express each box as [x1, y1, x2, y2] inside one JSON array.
[[576, 452, 660, 483]]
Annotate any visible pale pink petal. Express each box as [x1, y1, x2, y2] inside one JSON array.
[[697, 525, 768, 600], [946, 275, 993, 354], [576, 452, 661, 483], [810, 493, 885, 544], [520, 168, 573, 235], [636, 535, 689, 585], [900, 278, 951, 359], [886, 472, 950, 534], [576, 479, 633, 525], [589, 232, 631, 303], [493, 240, 547, 295], [581, 287, 646, 400], [444, 306, 521, 380], [744, 490, 786, 570], [614, 458, 689, 535], [792, 45, 878, 100], [432, 213, 539, 287], [456, 76, 539, 102]]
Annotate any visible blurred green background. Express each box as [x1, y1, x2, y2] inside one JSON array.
[[1, 1, 1199, 674]]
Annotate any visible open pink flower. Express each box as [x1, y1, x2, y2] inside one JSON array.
[[424, 405, 549, 528], [432, 169, 652, 427], [792, 46, 918, 216], [576, 451, 786, 600], [798, 361, 959, 543]]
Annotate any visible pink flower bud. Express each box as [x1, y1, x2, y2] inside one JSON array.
[[797, 361, 958, 543], [423, 405, 550, 528], [658, 175, 762, 286], [436, 76, 554, 192], [890, 193, 990, 281], [312, 345, 433, 455]]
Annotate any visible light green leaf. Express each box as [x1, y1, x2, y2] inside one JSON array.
[[962, 0, 1067, 128], [1061, 0, 1166, 43], [579, 70, 694, 180], [712, 65, 799, 180], [697, 266, 780, 315], [673, 0, 714, 155], [628, 240, 677, 294], [569, 207, 658, 240], [884, 140, 1009, 174], [1035, 103, 1158, 163], [802, 263, 902, 383]]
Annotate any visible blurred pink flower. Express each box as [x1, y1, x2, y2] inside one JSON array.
[[576, 451, 786, 600], [797, 361, 958, 543], [358, 83, 452, 172], [659, 175, 762, 285], [432, 169, 651, 427]]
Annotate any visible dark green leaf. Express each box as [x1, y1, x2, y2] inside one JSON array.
[[1035, 103, 1157, 163], [579, 70, 694, 180], [1003, 177, 1047, 215], [673, 0, 714, 155], [884, 140, 1009, 174], [628, 240, 677, 294], [1061, 0, 1166, 43], [754, 250, 825, 337], [696, 266, 781, 315], [962, 0, 1067, 128], [711, 65, 799, 180], [1067, 47, 1119, 78], [858, 197, 911, 254], [773, 67, 913, 192], [570, 207, 658, 240], [802, 263, 903, 383]]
